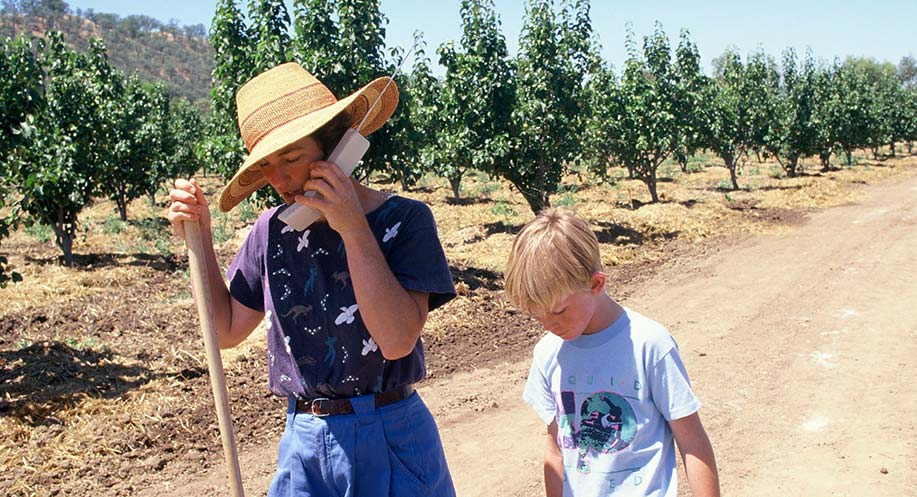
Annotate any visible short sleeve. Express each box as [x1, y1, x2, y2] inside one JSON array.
[[648, 344, 702, 421], [522, 357, 557, 425], [225, 211, 271, 312], [383, 201, 456, 311]]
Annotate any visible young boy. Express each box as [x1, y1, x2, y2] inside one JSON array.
[[505, 208, 720, 497]]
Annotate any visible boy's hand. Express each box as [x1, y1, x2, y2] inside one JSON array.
[[167, 178, 211, 241]]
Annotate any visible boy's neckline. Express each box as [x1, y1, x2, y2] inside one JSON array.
[[567, 310, 629, 348]]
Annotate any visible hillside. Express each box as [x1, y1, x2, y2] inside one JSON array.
[[0, 10, 214, 111]]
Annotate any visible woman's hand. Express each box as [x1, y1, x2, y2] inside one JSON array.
[[294, 161, 367, 235], [167, 178, 212, 241]]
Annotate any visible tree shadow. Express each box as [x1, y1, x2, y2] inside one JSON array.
[[592, 221, 678, 245], [753, 184, 805, 192], [24, 252, 180, 272], [0, 341, 193, 426], [450, 264, 502, 291], [446, 196, 494, 206], [483, 221, 523, 236]]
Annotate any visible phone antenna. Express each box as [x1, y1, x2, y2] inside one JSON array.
[[356, 42, 417, 132]]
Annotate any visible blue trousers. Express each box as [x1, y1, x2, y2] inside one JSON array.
[[268, 390, 456, 497]]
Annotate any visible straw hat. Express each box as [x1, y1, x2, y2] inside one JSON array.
[[218, 62, 399, 212]]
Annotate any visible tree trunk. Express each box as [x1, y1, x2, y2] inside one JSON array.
[[117, 198, 128, 222], [872, 147, 879, 160], [819, 151, 831, 172], [149, 192, 157, 207], [51, 209, 74, 266], [520, 187, 548, 214], [725, 154, 739, 190], [845, 149, 853, 166], [646, 169, 659, 203], [783, 156, 798, 178], [889, 142, 896, 158], [906, 141, 913, 155], [449, 174, 462, 201]]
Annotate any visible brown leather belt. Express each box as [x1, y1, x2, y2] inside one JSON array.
[[295, 385, 415, 417]]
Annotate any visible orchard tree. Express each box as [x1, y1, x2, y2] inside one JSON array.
[[202, 0, 252, 180], [883, 78, 910, 157], [811, 63, 839, 170], [292, 0, 337, 76], [95, 72, 155, 221], [743, 49, 780, 162], [386, 34, 436, 190], [0, 34, 43, 286], [902, 87, 917, 154], [766, 49, 819, 177], [704, 49, 756, 189], [581, 60, 620, 182], [609, 24, 678, 203], [160, 97, 204, 190], [13, 32, 103, 263], [435, 0, 514, 200], [248, 0, 291, 73], [899, 55, 917, 88], [503, 0, 595, 213], [671, 29, 708, 173]]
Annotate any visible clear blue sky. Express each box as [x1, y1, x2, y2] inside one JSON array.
[[65, 0, 915, 74]]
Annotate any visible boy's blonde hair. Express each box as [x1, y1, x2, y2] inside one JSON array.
[[504, 208, 602, 317]]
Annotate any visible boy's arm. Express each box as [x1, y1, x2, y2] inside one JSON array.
[[670, 412, 720, 497], [545, 421, 564, 497]]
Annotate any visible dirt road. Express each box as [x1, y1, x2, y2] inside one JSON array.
[[142, 173, 917, 497]]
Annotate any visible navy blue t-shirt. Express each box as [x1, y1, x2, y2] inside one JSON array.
[[226, 195, 456, 399]]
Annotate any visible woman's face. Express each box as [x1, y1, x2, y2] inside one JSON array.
[[257, 135, 324, 205]]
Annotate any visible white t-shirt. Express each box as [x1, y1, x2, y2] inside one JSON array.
[[523, 308, 701, 497]]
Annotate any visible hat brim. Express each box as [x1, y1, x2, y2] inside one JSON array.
[[218, 76, 398, 212]]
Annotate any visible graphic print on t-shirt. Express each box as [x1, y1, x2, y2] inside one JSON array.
[[557, 390, 638, 474]]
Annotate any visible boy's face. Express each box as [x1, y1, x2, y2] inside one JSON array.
[[533, 273, 606, 340]]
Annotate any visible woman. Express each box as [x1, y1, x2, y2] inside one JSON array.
[[167, 62, 457, 497]]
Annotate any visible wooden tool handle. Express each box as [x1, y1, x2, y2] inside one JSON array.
[[184, 220, 245, 497]]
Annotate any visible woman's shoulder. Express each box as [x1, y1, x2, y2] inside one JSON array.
[[370, 194, 436, 227]]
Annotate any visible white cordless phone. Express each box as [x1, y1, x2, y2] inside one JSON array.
[[276, 128, 370, 230]]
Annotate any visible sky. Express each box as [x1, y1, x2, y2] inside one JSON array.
[[64, 0, 916, 74]]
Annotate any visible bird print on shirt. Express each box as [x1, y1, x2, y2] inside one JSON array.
[[362, 337, 378, 356], [297, 230, 311, 252], [383, 221, 402, 243], [335, 304, 359, 325]]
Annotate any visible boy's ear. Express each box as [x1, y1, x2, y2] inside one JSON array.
[[589, 272, 607, 294]]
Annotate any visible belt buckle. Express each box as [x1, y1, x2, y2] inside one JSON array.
[[309, 397, 331, 417]]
